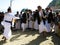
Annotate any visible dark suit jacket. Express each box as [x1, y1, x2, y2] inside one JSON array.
[[22, 13, 29, 23], [48, 12, 53, 23], [33, 11, 41, 25], [0, 12, 4, 24]]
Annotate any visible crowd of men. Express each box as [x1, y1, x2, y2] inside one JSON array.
[[0, 6, 60, 42], [14, 6, 60, 33]]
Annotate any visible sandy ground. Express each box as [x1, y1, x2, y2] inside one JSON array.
[[0, 29, 60, 45]]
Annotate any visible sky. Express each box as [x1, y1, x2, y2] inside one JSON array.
[[0, 0, 52, 12]]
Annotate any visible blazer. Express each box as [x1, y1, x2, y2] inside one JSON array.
[[48, 12, 53, 23], [22, 13, 29, 23], [0, 12, 4, 24], [33, 11, 41, 25]]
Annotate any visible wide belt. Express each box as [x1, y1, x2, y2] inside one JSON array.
[[5, 20, 11, 23]]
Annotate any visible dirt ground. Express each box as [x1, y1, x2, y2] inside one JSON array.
[[0, 29, 60, 45]]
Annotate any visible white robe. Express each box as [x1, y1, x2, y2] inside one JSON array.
[[39, 21, 48, 33], [1, 21, 11, 39], [34, 20, 39, 30], [45, 20, 51, 32], [29, 21, 33, 28], [15, 20, 20, 29], [21, 21, 28, 31]]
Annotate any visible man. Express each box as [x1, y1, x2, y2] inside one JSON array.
[[21, 10, 29, 32], [34, 6, 48, 36], [54, 12, 60, 36], [33, 6, 42, 30], [15, 11, 20, 30], [28, 10, 34, 30], [1, 7, 16, 42]]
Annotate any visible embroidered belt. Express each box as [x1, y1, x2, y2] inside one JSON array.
[[5, 20, 11, 23]]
